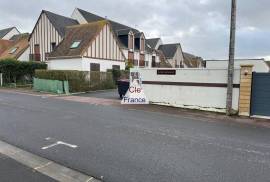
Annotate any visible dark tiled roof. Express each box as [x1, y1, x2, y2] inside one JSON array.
[[146, 38, 160, 49], [0, 27, 15, 39], [77, 8, 139, 34], [76, 8, 140, 49], [0, 33, 29, 60], [158, 43, 180, 58], [49, 21, 107, 58], [43, 10, 79, 37]]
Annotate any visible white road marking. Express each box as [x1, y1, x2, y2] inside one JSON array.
[[42, 141, 78, 150]]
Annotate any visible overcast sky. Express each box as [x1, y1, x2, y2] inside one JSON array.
[[0, 0, 269, 60]]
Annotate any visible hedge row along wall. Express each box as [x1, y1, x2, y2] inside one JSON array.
[[35, 70, 115, 93], [0, 59, 47, 84]]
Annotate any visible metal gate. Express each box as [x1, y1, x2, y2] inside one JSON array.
[[251, 73, 270, 117]]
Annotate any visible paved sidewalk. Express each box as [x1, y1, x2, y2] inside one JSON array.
[[0, 154, 55, 182]]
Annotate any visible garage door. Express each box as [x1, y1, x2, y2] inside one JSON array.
[[251, 73, 270, 117]]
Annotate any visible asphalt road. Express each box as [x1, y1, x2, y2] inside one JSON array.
[[77, 89, 120, 100], [0, 91, 270, 182], [0, 154, 55, 182]]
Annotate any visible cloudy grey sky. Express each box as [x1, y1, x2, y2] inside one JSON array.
[[0, 0, 269, 60]]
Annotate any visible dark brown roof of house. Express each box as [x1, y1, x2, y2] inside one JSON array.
[[0, 39, 13, 55], [49, 21, 107, 58], [0, 33, 29, 60], [183, 52, 203, 68]]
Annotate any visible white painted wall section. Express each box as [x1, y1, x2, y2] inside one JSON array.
[[206, 59, 269, 72], [133, 68, 241, 113], [18, 47, 30, 61], [82, 58, 125, 71], [47, 58, 83, 70], [48, 57, 125, 71]]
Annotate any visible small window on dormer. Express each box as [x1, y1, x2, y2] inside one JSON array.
[[70, 40, 81, 49], [9, 47, 18, 54]]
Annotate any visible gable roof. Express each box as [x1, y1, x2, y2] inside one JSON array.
[[0, 33, 29, 60], [49, 21, 107, 58], [0, 27, 16, 39], [76, 8, 141, 49], [146, 38, 160, 50], [158, 43, 180, 58], [43, 10, 79, 37], [77, 8, 140, 34]]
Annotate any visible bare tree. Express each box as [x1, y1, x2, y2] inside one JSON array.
[[226, 0, 237, 115]]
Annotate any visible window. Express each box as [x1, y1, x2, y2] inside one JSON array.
[[70, 41, 81, 49], [9, 47, 18, 54], [51, 42, 56, 51], [112, 65, 120, 70], [34, 44, 40, 61], [90, 63, 100, 71], [152, 56, 156, 67]]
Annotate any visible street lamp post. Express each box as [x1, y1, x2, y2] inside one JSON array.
[[226, 0, 237, 115]]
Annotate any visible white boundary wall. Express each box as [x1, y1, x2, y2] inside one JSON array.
[[132, 68, 241, 113]]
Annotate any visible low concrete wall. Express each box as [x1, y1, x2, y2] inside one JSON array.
[[132, 68, 241, 113]]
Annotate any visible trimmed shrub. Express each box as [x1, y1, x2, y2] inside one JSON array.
[[0, 58, 47, 84], [35, 70, 115, 93], [108, 69, 130, 83]]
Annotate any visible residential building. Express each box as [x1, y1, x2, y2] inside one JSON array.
[[29, 10, 79, 62], [71, 8, 157, 68], [183, 52, 205, 68], [145, 38, 163, 67], [47, 21, 125, 71], [206, 59, 270, 72], [28, 8, 201, 70], [0, 33, 30, 61], [0, 27, 20, 40], [158, 43, 184, 68]]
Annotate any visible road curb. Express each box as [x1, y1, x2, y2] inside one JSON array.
[[0, 140, 101, 182]]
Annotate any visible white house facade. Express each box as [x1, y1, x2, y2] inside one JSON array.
[[29, 10, 78, 62], [0, 27, 20, 40], [47, 21, 125, 72]]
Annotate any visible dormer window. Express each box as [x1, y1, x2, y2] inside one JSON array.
[[128, 32, 134, 50], [70, 40, 81, 49], [9, 47, 18, 54]]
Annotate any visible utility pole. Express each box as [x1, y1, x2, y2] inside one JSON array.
[[226, 0, 237, 115]]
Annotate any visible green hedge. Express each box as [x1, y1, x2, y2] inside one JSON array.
[[35, 70, 115, 93], [108, 69, 130, 83], [0, 58, 47, 84]]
